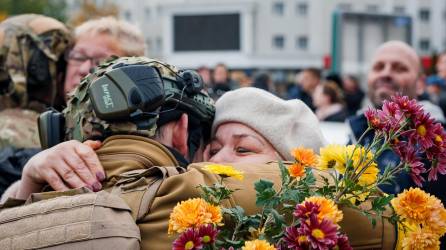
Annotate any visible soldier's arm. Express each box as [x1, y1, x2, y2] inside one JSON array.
[[8, 140, 105, 200]]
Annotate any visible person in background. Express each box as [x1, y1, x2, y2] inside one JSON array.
[[64, 16, 145, 97], [0, 14, 73, 196], [313, 81, 347, 122], [347, 41, 446, 200], [287, 68, 321, 111], [252, 71, 273, 92], [197, 66, 212, 88], [210, 63, 237, 100], [342, 74, 365, 116], [425, 75, 446, 116], [437, 51, 446, 81]]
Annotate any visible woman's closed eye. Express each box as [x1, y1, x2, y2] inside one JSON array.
[[235, 146, 254, 154]]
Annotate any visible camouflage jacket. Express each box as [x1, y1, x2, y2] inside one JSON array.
[[0, 108, 40, 149]]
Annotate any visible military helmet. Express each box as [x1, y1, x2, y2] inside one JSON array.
[[63, 56, 215, 149], [0, 14, 73, 112]]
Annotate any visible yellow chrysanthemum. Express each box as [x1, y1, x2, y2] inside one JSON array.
[[203, 164, 244, 180], [288, 163, 305, 178], [391, 188, 440, 225], [168, 198, 223, 234], [303, 196, 343, 224], [357, 162, 379, 186], [427, 207, 446, 236], [291, 147, 318, 167], [242, 239, 277, 250], [401, 227, 441, 250], [317, 144, 347, 170]]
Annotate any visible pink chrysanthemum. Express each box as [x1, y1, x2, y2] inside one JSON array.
[[301, 214, 338, 250], [334, 234, 353, 250], [282, 226, 308, 250], [293, 201, 321, 220], [409, 113, 436, 150], [390, 94, 423, 118], [197, 224, 219, 245], [173, 228, 203, 250], [365, 108, 385, 130], [428, 152, 446, 181]]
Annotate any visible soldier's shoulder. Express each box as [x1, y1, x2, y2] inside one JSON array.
[[0, 108, 40, 148]]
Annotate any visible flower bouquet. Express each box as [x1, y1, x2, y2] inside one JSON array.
[[168, 95, 446, 250]]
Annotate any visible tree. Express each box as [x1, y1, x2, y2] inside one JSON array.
[[68, 0, 118, 27], [0, 0, 67, 22]]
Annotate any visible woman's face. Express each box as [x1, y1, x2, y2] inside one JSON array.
[[204, 122, 280, 164]]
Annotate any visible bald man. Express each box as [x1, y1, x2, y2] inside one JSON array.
[[348, 41, 445, 195]]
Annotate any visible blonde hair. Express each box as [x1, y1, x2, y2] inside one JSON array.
[[75, 16, 145, 56]]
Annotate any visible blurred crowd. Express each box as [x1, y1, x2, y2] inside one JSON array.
[[200, 53, 446, 124]]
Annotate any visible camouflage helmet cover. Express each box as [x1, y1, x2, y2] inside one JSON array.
[[64, 56, 215, 142], [0, 14, 73, 111]]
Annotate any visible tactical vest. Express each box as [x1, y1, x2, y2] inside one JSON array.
[[0, 135, 397, 249]]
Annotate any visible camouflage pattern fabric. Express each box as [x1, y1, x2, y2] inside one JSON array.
[[0, 14, 72, 111], [0, 109, 40, 148], [64, 56, 215, 142]]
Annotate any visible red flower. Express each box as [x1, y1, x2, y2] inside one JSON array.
[[390, 94, 422, 118], [365, 108, 384, 130], [334, 234, 353, 250], [409, 113, 436, 150], [282, 226, 309, 250], [197, 224, 218, 245], [301, 214, 338, 250], [173, 228, 203, 250], [428, 153, 446, 181], [293, 201, 320, 220], [393, 141, 426, 186]]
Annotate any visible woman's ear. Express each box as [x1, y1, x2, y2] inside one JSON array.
[[172, 113, 189, 157]]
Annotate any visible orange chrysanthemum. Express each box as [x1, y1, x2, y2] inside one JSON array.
[[291, 147, 318, 167], [303, 196, 343, 224], [391, 188, 440, 225], [427, 207, 446, 236], [288, 163, 305, 178], [401, 227, 441, 250], [242, 239, 277, 250], [168, 198, 223, 234]]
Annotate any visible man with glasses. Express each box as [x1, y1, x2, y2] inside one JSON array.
[[63, 16, 145, 98]]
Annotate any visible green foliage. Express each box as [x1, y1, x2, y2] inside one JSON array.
[[0, 0, 67, 22], [254, 179, 279, 207]]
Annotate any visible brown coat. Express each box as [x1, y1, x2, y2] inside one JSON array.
[[98, 135, 396, 250]]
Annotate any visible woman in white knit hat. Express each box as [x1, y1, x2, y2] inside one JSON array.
[[204, 87, 327, 164]]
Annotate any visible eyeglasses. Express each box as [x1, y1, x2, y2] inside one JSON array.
[[65, 50, 107, 67]]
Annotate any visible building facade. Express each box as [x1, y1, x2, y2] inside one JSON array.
[[66, 0, 446, 75]]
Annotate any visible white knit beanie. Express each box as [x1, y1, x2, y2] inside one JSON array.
[[212, 87, 327, 160]]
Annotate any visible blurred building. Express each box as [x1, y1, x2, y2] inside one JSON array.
[[66, 0, 446, 75]]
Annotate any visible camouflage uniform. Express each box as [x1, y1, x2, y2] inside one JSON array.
[[0, 14, 72, 148]]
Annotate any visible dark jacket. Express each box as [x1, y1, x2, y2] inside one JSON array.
[[0, 147, 40, 196]]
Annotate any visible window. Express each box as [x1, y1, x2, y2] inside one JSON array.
[[337, 3, 352, 12], [366, 4, 379, 13], [124, 10, 132, 21], [273, 35, 285, 49], [145, 7, 151, 20], [394, 6, 405, 14], [419, 39, 430, 51], [272, 2, 285, 16], [296, 36, 308, 50], [419, 9, 430, 22], [296, 2, 308, 16]]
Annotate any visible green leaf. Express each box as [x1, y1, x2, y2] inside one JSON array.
[[371, 195, 394, 213], [278, 161, 291, 186], [254, 179, 277, 207]]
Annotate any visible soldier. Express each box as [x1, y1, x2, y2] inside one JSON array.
[[3, 57, 396, 249], [0, 14, 72, 196]]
